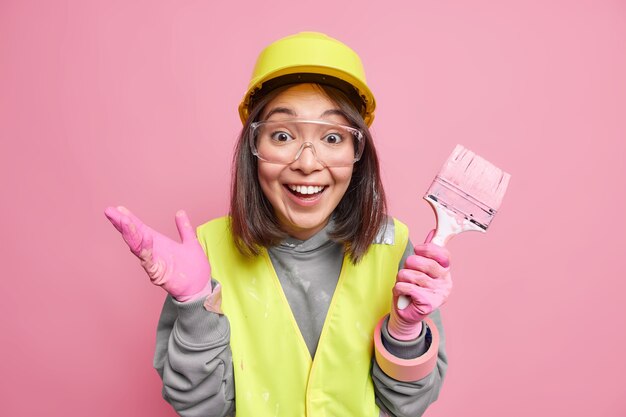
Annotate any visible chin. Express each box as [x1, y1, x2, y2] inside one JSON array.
[[282, 215, 330, 239]]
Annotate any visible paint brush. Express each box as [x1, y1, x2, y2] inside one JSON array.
[[398, 144, 511, 309]]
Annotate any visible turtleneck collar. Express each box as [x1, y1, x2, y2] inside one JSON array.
[[275, 219, 337, 253]]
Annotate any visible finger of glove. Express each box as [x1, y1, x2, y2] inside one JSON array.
[[404, 254, 448, 279], [413, 243, 451, 268], [398, 270, 452, 302], [120, 216, 148, 256], [104, 206, 125, 234], [122, 216, 153, 263], [174, 210, 196, 244], [137, 232, 155, 264], [392, 282, 435, 316], [397, 268, 435, 289], [116, 206, 154, 235], [137, 233, 168, 286]]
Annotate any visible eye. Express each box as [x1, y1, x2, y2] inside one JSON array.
[[270, 131, 294, 142], [322, 133, 343, 144]]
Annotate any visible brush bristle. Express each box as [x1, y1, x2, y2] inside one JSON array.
[[437, 145, 511, 210]]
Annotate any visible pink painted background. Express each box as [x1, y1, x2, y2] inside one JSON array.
[[2, 0, 625, 416]]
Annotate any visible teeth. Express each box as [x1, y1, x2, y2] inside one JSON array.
[[288, 185, 325, 195]]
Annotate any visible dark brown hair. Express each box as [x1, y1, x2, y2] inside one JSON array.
[[229, 82, 387, 263]]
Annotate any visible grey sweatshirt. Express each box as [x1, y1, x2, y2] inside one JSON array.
[[153, 220, 448, 417]]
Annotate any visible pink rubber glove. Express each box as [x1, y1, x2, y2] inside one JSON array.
[[104, 206, 217, 304], [388, 230, 453, 340]]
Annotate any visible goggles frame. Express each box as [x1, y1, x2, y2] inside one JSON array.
[[249, 118, 365, 167]]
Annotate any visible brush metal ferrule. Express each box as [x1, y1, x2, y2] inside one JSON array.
[[424, 176, 497, 230]]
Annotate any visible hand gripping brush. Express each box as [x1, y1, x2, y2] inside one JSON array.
[[397, 144, 512, 309]]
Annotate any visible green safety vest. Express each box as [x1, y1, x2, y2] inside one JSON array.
[[197, 217, 408, 416]]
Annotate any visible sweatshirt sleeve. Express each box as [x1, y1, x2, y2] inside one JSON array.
[[153, 283, 235, 417], [371, 239, 449, 417]]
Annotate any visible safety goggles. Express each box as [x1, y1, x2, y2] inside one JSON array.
[[249, 119, 365, 167]]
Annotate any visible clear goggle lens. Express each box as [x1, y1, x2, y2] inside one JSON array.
[[250, 119, 364, 167]]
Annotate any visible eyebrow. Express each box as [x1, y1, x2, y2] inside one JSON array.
[[263, 107, 348, 121], [264, 107, 296, 120], [320, 109, 347, 119]]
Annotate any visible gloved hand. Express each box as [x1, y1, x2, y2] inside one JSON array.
[[104, 206, 215, 303], [388, 230, 453, 341]]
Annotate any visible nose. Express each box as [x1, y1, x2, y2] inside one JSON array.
[[290, 142, 324, 173]]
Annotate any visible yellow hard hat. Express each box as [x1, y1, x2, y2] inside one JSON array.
[[239, 32, 376, 126]]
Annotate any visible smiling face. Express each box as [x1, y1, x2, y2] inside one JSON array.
[[256, 83, 355, 240]]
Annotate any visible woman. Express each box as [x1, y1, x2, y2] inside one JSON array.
[[105, 32, 451, 417]]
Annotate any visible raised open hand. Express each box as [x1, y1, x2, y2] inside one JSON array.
[[104, 206, 213, 302]]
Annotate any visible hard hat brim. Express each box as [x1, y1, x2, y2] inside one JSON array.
[[239, 66, 375, 126]]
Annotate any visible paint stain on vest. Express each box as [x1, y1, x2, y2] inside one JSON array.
[[247, 288, 260, 302]]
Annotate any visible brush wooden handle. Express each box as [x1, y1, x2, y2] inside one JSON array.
[[428, 198, 485, 246]]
